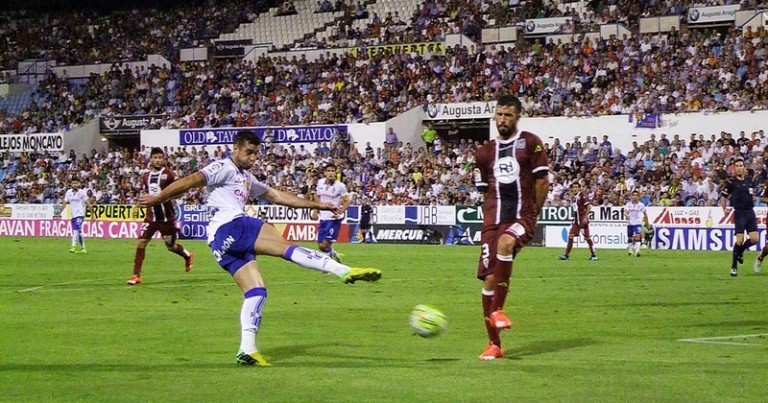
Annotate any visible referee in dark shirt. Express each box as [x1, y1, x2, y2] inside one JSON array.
[[720, 157, 758, 277]]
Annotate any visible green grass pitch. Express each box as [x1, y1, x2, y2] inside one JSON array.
[[0, 237, 766, 402]]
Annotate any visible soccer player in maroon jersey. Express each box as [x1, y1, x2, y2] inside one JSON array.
[[558, 182, 597, 261], [753, 180, 768, 274], [127, 148, 194, 285], [473, 94, 549, 360]]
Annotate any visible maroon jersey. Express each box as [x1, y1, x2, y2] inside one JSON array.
[[474, 131, 549, 227], [573, 191, 590, 226], [143, 168, 177, 223]]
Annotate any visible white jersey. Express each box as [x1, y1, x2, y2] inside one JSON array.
[[65, 188, 89, 218], [201, 158, 269, 244], [626, 201, 646, 226], [316, 178, 348, 221]]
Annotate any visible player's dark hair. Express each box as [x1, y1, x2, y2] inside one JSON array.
[[324, 163, 337, 170], [496, 94, 522, 113], [732, 157, 745, 165], [234, 130, 262, 147], [150, 147, 164, 157], [632, 190, 640, 195]]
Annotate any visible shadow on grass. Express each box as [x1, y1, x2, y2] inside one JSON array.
[[0, 363, 237, 372], [693, 319, 768, 328], [594, 301, 748, 308], [504, 337, 598, 360], [265, 343, 425, 368]]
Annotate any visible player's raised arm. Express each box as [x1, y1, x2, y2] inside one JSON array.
[[719, 180, 731, 213], [139, 172, 205, 207], [85, 192, 96, 221]]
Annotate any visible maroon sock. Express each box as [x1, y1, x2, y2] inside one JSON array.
[[586, 238, 595, 255], [483, 293, 501, 347], [171, 243, 189, 259], [760, 245, 768, 261], [491, 256, 513, 311], [133, 247, 146, 275], [565, 238, 574, 256]]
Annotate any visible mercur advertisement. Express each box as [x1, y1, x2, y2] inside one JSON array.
[[371, 224, 446, 244]]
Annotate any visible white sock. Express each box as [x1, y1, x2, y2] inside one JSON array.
[[283, 245, 349, 277], [240, 287, 267, 354], [79, 233, 85, 248], [71, 230, 79, 246]]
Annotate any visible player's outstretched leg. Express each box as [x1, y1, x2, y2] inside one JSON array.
[[283, 245, 381, 284]]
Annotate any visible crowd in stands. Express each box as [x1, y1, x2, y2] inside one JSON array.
[[3, 0, 768, 210], [0, 0, 268, 70], [0, 129, 481, 207], [2, 22, 768, 136], [3, 128, 768, 210]]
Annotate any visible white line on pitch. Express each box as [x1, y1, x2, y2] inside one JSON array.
[[4, 277, 399, 294], [679, 333, 768, 346], [679, 340, 763, 347], [7, 277, 125, 294], [680, 333, 768, 341]]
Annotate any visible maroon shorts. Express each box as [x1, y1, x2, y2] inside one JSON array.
[[476, 216, 536, 280], [568, 223, 591, 238], [139, 221, 178, 242]]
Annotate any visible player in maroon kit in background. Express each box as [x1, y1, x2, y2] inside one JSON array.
[[473, 94, 549, 360], [752, 181, 768, 274], [558, 182, 597, 261], [127, 148, 195, 285]]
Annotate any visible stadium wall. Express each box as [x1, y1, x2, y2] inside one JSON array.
[[63, 120, 101, 156], [2, 204, 758, 250], [480, 108, 768, 153], [386, 106, 429, 147], [42, 55, 173, 79]]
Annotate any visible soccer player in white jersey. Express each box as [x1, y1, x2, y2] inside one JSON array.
[[314, 163, 350, 262], [138, 130, 381, 367], [625, 190, 649, 257], [58, 178, 94, 253]]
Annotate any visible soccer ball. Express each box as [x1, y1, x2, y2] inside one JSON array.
[[409, 304, 447, 338]]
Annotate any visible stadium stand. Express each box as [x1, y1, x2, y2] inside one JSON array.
[[1, 0, 768, 207]]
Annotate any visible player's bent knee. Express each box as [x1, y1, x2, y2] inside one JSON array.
[[497, 234, 516, 255]]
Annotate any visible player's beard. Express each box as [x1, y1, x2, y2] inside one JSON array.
[[497, 124, 515, 139]]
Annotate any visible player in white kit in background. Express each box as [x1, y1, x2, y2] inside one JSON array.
[[58, 178, 95, 253], [624, 190, 649, 257], [138, 130, 381, 367], [314, 163, 350, 262]]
